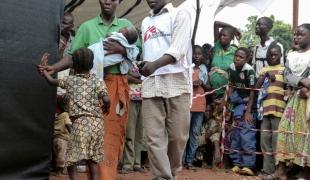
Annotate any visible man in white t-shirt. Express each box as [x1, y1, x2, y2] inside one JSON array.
[[139, 0, 192, 179]]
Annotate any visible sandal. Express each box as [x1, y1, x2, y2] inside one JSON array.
[[239, 167, 255, 176], [231, 166, 241, 173]]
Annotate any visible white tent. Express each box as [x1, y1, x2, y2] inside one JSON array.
[[72, 0, 185, 28], [71, 0, 275, 45]]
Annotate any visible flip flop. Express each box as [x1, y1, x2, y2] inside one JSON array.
[[239, 167, 255, 176]]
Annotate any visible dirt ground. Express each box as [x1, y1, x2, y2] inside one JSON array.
[[50, 168, 260, 180]]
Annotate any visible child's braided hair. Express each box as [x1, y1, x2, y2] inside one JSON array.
[[72, 47, 94, 71]]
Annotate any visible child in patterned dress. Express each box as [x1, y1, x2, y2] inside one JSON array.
[[40, 47, 110, 180]]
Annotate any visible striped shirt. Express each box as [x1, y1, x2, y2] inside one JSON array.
[[259, 64, 286, 118]]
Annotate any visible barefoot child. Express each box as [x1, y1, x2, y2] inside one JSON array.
[[227, 47, 256, 176], [254, 44, 286, 179], [197, 104, 221, 166], [53, 96, 72, 176], [40, 48, 110, 180]]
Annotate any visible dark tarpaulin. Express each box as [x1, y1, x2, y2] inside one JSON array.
[[0, 1, 63, 179]]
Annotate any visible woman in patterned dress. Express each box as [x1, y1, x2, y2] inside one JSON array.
[[275, 24, 310, 180], [40, 48, 110, 180]]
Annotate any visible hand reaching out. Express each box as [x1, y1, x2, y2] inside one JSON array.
[[40, 52, 49, 66], [37, 52, 55, 75]]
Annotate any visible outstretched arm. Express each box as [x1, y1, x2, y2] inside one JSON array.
[[43, 70, 59, 86], [38, 55, 73, 76]]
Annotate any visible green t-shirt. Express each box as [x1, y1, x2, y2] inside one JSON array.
[[228, 63, 255, 98], [210, 41, 237, 95], [69, 15, 142, 74]]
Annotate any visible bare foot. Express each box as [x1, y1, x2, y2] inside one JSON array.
[[213, 149, 221, 165], [274, 170, 287, 180]]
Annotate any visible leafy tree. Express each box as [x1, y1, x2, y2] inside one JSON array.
[[240, 15, 292, 51]]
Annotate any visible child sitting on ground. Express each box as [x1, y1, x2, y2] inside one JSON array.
[[88, 26, 139, 79], [40, 48, 110, 180], [53, 96, 72, 176], [196, 104, 221, 167], [226, 47, 256, 176]]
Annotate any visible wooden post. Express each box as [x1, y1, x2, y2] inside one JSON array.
[[293, 0, 299, 30], [191, 0, 201, 45]]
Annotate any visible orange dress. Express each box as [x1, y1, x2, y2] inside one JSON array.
[[99, 74, 129, 180]]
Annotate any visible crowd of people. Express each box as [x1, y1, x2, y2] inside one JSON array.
[[36, 0, 310, 180]]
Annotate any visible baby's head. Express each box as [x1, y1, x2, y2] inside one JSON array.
[[119, 27, 138, 44], [72, 47, 94, 72]]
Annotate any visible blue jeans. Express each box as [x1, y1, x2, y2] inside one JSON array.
[[230, 120, 256, 168], [183, 112, 204, 165]]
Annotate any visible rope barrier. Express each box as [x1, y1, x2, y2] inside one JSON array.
[[191, 84, 310, 162], [228, 123, 310, 136], [223, 147, 310, 157]]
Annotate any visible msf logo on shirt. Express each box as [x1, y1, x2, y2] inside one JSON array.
[[144, 26, 157, 42]]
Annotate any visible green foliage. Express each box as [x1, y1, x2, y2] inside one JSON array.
[[239, 15, 292, 51]]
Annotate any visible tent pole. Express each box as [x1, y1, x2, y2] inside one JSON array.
[[192, 0, 201, 45], [293, 0, 299, 30]]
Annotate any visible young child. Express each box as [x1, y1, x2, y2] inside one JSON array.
[[197, 104, 221, 166], [40, 48, 110, 180], [253, 44, 286, 179], [183, 45, 208, 169], [53, 96, 72, 176], [88, 26, 139, 79], [202, 43, 213, 71], [227, 47, 256, 176]]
